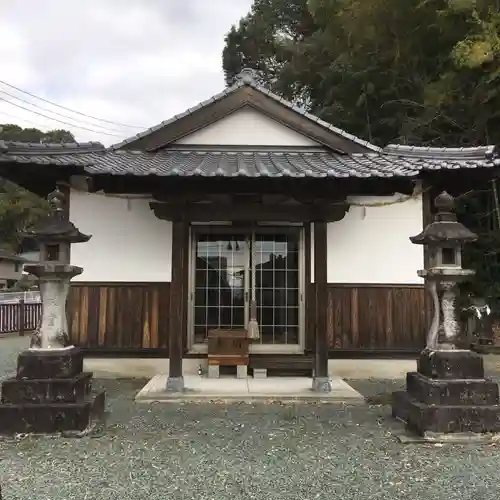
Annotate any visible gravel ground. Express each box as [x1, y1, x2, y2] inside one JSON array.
[[2, 337, 500, 500]]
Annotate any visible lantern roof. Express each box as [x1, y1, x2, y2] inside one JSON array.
[[23, 184, 91, 244], [410, 191, 478, 245]]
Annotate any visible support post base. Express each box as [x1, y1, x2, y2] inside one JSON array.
[[165, 376, 184, 393], [312, 377, 332, 393]]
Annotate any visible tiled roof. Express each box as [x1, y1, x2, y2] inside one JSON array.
[[0, 250, 27, 262], [109, 69, 382, 153], [0, 142, 499, 179], [0, 140, 105, 166]]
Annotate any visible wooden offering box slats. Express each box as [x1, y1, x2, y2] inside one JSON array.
[[207, 329, 249, 366]]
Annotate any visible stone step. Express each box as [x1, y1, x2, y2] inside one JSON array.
[[0, 391, 105, 435], [1, 372, 93, 404], [249, 355, 313, 375], [418, 349, 484, 380], [406, 372, 499, 406], [392, 390, 500, 435], [17, 347, 83, 379]]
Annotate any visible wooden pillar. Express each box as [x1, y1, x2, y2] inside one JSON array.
[[166, 216, 188, 392], [313, 220, 331, 392]]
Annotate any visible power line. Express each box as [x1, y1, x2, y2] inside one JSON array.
[[0, 110, 106, 139], [0, 98, 126, 137], [0, 110, 49, 129], [0, 89, 127, 134], [0, 79, 145, 129]]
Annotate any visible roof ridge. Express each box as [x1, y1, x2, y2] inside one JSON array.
[[0, 140, 105, 155], [109, 68, 380, 153], [245, 79, 381, 153], [384, 144, 497, 160], [109, 81, 245, 151]]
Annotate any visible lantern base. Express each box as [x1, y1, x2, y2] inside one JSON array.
[[392, 349, 500, 435], [17, 346, 83, 379], [0, 347, 105, 435]]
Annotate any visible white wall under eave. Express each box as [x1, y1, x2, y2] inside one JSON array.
[[174, 106, 320, 147], [326, 194, 424, 284], [69, 190, 172, 282]]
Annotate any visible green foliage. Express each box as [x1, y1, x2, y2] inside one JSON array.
[[223, 0, 500, 147], [223, 0, 500, 306], [0, 124, 75, 144], [0, 125, 75, 249]]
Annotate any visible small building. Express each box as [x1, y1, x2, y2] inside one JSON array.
[[0, 249, 27, 289], [0, 70, 498, 374]]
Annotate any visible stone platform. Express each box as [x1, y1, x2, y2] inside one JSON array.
[[135, 375, 364, 403], [0, 347, 105, 435], [392, 349, 500, 438]]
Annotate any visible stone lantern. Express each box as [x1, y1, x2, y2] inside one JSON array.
[[392, 191, 500, 440], [0, 184, 105, 435], [411, 191, 477, 350], [23, 184, 90, 349]]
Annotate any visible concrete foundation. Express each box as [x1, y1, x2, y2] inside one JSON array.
[[237, 365, 247, 379], [207, 365, 219, 379], [135, 375, 364, 404], [82, 357, 418, 380], [253, 368, 267, 379]]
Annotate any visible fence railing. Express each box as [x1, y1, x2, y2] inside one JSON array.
[[0, 290, 41, 304], [0, 300, 42, 336]]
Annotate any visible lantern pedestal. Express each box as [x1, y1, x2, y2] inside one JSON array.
[[391, 191, 500, 440], [393, 349, 500, 437], [0, 347, 105, 435]]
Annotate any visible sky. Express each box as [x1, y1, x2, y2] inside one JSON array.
[[0, 0, 253, 146]]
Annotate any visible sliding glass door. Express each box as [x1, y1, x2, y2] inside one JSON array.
[[189, 226, 303, 351]]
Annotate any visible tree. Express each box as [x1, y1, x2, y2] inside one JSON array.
[[223, 0, 500, 147], [222, 0, 318, 105], [0, 124, 75, 144], [0, 125, 75, 250], [223, 0, 500, 308]]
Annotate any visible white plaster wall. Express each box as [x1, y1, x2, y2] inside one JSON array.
[[326, 194, 423, 284], [174, 106, 319, 146], [69, 190, 172, 282]]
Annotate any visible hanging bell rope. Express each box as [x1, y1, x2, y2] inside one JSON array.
[[247, 230, 260, 340]]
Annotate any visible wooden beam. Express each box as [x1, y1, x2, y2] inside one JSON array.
[[150, 201, 349, 223]]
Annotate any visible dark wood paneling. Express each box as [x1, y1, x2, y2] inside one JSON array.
[[68, 283, 170, 350], [68, 281, 428, 353], [326, 284, 428, 350]]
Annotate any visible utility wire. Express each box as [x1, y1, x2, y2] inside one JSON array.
[[0, 98, 126, 137], [0, 110, 40, 127], [0, 89, 127, 134], [0, 79, 145, 129], [0, 110, 98, 139]]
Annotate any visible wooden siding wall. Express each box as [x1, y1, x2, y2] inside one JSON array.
[[326, 284, 428, 350], [68, 282, 427, 352], [68, 283, 170, 350]]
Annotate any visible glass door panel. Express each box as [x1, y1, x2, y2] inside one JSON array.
[[253, 230, 300, 345], [191, 226, 302, 347], [193, 232, 247, 343]]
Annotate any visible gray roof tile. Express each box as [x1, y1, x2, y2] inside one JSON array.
[[1, 142, 498, 179]]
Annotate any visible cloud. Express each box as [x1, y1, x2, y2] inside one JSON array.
[[0, 0, 253, 145]]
